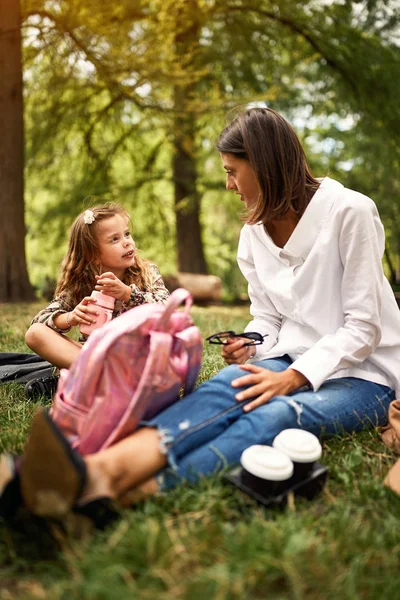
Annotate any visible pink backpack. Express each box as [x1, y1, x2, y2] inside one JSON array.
[[50, 288, 203, 455]]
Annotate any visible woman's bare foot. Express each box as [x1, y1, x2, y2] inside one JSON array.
[[118, 478, 160, 507], [82, 427, 166, 504]]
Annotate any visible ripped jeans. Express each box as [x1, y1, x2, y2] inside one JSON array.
[[145, 355, 395, 491]]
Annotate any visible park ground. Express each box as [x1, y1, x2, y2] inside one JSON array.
[[1, 301, 400, 600]]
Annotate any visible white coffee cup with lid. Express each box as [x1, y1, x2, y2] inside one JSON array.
[[273, 429, 322, 479], [240, 445, 294, 495]]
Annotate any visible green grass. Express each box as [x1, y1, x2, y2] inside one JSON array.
[[1, 301, 400, 599]]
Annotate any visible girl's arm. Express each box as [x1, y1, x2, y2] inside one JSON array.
[[123, 264, 170, 308], [30, 295, 74, 334]]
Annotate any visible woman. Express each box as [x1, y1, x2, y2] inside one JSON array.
[[2, 107, 400, 524]]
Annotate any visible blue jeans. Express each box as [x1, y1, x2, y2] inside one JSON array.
[[145, 356, 395, 491]]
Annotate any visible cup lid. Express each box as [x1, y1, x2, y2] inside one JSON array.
[[240, 445, 294, 481], [90, 290, 115, 309], [272, 429, 322, 463]]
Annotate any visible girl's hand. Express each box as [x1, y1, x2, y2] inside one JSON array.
[[68, 296, 99, 327], [95, 272, 131, 301], [232, 364, 309, 412], [221, 337, 256, 365]]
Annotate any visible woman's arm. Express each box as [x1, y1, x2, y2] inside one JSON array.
[[288, 195, 385, 391]]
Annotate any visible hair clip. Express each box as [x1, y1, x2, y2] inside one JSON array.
[[83, 209, 95, 224]]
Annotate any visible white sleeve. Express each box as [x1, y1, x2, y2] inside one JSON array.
[[289, 197, 385, 390], [237, 227, 281, 358]]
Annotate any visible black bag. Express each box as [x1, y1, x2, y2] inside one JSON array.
[[0, 353, 53, 384]]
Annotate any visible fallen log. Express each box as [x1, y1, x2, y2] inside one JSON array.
[[163, 272, 222, 304]]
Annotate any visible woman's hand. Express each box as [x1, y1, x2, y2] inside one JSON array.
[[232, 364, 309, 412], [68, 296, 99, 327], [221, 337, 256, 364], [95, 272, 131, 301]]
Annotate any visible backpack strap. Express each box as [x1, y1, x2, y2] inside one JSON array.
[[156, 288, 201, 396], [158, 288, 202, 396], [157, 288, 192, 330]]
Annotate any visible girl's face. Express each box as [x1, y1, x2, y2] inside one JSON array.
[[95, 214, 136, 277], [220, 152, 261, 208]]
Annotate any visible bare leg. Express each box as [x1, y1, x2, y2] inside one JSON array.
[[82, 428, 166, 503], [25, 323, 82, 369]]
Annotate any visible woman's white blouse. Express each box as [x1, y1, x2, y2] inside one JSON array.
[[237, 177, 400, 396]]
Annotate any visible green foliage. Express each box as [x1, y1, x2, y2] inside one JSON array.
[[20, 0, 400, 295], [2, 303, 400, 598]]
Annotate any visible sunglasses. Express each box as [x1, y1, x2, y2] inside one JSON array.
[[206, 330, 268, 347]]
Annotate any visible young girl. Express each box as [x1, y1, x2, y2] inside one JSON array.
[[25, 202, 170, 380], [3, 108, 400, 526]]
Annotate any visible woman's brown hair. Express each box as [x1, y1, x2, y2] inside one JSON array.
[[216, 107, 320, 224], [55, 202, 153, 306]]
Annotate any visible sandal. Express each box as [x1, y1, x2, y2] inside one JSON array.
[[20, 408, 87, 519], [0, 454, 22, 523]]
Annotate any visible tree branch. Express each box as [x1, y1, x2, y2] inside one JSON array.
[[217, 4, 360, 100]]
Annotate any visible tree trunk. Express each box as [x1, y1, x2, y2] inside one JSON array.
[[172, 104, 208, 274], [0, 0, 35, 301], [172, 1, 208, 275]]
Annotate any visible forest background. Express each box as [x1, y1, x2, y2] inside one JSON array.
[[1, 0, 400, 303]]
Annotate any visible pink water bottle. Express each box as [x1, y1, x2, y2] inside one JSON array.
[[79, 290, 115, 336]]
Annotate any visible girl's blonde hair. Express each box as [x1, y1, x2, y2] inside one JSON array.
[[55, 202, 153, 306]]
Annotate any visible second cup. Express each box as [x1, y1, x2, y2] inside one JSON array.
[[272, 429, 322, 481]]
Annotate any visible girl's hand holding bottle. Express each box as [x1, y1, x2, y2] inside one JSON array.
[[95, 272, 131, 302], [65, 272, 129, 331], [67, 297, 99, 327]]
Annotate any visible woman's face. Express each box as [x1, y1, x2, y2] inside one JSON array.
[[220, 152, 260, 208]]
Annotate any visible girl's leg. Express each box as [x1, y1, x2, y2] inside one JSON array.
[[25, 323, 82, 369], [154, 377, 395, 491]]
